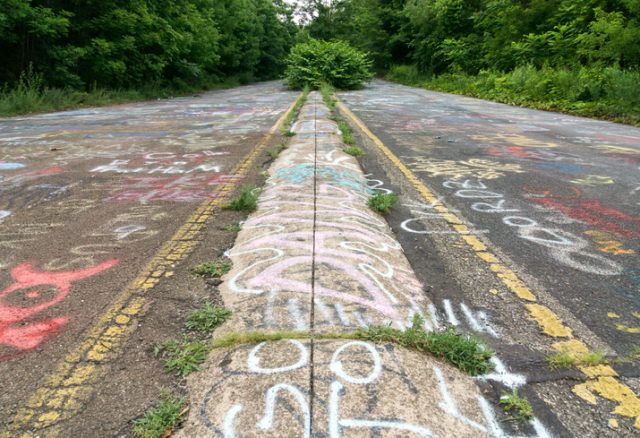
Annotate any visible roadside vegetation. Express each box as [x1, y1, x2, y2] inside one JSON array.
[[344, 146, 364, 157], [186, 303, 233, 334], [303, 0, 640, 125], [223, 185, 260, 212], [192, 259, 232, 279], [154, 303, 232, 377], [154, 338, 210, 377], [386, 64, 640, 126], [320, 83, 362, 158], [267, 142, 287, 160], [133, 390, 186, 438], [547, 351, 609, 369], [280, 87, 310, 137], [368, 193, 398, 214], [500, 389, 534, 422], [0, 0, 298, 116], [210, 315, 494, 376]]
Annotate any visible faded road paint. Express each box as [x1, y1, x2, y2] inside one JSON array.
[[336, 98, 640, 429], [3, 93, 302, 437]]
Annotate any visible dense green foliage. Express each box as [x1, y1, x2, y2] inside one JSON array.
[[387, 64, 640, 125], [303, 0, 640, 73], [0, 1, 297, 91], [284, 40, 373, 89], [301, 0, 640, 123]]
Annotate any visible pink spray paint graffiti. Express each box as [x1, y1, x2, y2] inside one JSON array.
[[0, 259, 118, 359]]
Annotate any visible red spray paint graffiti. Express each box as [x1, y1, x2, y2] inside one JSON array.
[[0, 259, 118, 358], [524, 185, 640, 238]]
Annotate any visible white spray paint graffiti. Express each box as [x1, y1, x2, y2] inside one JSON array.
[[201, 340, 550, 437], [0, 210, 10, 224], [442, 179, 622, 275], [401, 200, 489, 235]]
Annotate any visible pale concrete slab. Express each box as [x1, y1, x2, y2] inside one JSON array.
[[177, 94, 552, 438]]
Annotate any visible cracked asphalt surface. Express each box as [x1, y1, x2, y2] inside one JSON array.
[[1, 78, 639, 437], [0, 81, 298, 435], [338, 80, 640, 436]]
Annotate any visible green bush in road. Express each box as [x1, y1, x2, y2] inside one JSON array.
[[284, 40, 373, 90]]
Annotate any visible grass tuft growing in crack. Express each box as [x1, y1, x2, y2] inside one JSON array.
[[267, 141, 287, 160], [337, 119, 356, 145], [132, 389, 186, 438], [154, 339, 209, 377], [631, 345, 640, 360], [280, 86, 309, 137], [192, 259, 232, 278], [186, 303, 232, 334], [344, 146, 364, 157], [209, 315, 493, 376], [320, 83, 336, 111], [368, 192, 398, 214], [223, 223, 242, 232], [320, 83, 360, 149], [546, 351, 608, 369], [359, 314, 493, 376], [499, 388, 533, 422], [222, 185, 260, 212]]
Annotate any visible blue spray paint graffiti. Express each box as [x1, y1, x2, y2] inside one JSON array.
[[0, 162, 26, 170], [275, 164, 371, 193]]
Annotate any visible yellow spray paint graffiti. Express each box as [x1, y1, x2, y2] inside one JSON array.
[[471, 133, 558, 148], [585, 230, 635, 255], [571, 175, 615, 186], [404, 157, 524, 180]]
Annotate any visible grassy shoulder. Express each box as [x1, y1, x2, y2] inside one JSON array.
[[0, 71, 245, 117], [386, 64, 640, 127]]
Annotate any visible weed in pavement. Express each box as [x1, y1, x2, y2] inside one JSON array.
[[223, 223, 242, 232], [154, 339, 209, 377], [344, 146, 364, 157], [547, 351, 608, 369], [360, 314, 493, 376], [186, 303, 232, 334], [547, 352, 576, 369], [132, 389, 185, 438], [500, 389, 534, 422], [320, 83, 358, 147], [320, 83, 336, 111], [192, 259, 232, 278], [580, 352, 608, 366], [222, 185, 260, 212], [210, 315, 493, 376], [337, 119, 356, 145], [280, 87, 309, 136], [368, 193, 398, 214], [267, 141, 287, 160]]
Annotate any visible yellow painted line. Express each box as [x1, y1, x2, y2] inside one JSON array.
[[5, 93, 302, 437], [336, 98, 640, 429]]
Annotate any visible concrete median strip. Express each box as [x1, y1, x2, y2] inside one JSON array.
[[176, 93, 552, 437]]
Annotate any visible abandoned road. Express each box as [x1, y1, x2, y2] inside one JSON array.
[[0, 80, 639, 437], [338, 80, 640, 436], [0, 82, 299, 435]]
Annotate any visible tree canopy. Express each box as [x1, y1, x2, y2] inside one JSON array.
[[302, 0, 640, 74], [0, 0, 298, 90]]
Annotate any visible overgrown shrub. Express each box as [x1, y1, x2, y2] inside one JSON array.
[[284, 40, 373, 90], [385, 64, 640, 126]]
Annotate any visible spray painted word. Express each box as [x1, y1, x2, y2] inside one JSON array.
[[443, 179, 622, 276]]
